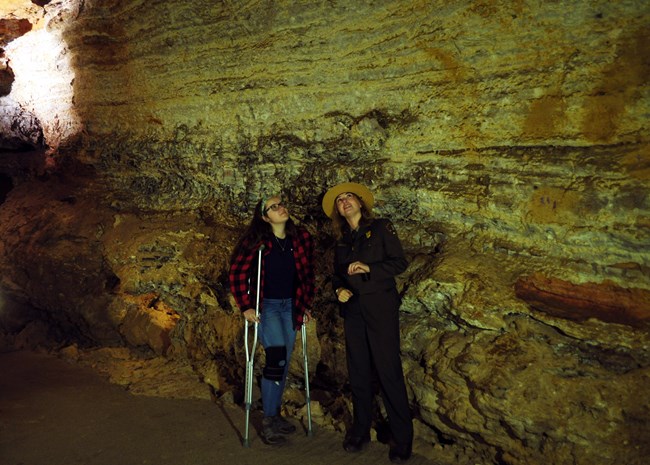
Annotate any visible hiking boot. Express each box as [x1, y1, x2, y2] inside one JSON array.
[[272, 415, 297, 434], [343, 434, 370, 452], [389, 442, 412, 463], [261, 417, 287, 446]]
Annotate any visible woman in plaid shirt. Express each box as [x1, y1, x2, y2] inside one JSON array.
[[229, 195, 315, 446]]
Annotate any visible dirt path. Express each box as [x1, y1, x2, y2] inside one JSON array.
[[0, 350, 440, 465]]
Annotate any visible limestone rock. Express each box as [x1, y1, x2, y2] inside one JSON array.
[[1, 1, 649, 465], [515, 273, 650, 328], [118, 293, 180, 356]]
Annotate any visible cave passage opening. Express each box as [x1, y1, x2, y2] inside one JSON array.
[[0, 173, 12, 204]]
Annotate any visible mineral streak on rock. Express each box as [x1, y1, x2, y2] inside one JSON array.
[[515, 273, 650, 328]]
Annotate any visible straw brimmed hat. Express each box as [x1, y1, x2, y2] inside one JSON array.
[[322, 182, 374, 218]]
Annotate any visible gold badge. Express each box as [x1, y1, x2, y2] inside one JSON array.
[[366, 231, 372, 239]]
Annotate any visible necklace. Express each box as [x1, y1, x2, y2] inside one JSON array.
[[274, 235, 289, 252]]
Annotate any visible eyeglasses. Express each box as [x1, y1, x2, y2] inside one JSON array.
[[263, 202, 285, 214]]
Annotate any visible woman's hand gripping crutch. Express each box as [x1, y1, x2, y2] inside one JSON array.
[[243, 245, 264, 448]]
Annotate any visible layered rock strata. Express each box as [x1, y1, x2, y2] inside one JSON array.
[[1, 1, 648, 465]]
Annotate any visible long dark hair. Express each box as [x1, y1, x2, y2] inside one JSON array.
[[331, 194, 375, 239], [230, 198, 298, 261]]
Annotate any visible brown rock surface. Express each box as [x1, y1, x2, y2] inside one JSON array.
[[515, 273, 650, 327], [1, 1, 649, 465]]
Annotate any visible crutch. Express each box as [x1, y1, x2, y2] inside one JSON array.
[[301, 323, 314, 437], [243, 244, 264, 448]]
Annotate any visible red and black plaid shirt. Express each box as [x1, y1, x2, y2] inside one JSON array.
[[229, 228, 315, 328]]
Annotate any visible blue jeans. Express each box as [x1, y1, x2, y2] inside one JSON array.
[[259, 298, 296, 417]]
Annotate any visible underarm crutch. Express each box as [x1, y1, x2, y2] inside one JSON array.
[[301, 323, 314, 437], [243, 244, 264, 448]]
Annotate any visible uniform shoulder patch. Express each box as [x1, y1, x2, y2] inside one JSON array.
[[385, 220, 397, 235]]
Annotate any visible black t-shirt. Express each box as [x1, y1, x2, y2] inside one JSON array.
[[263, 236, 295, 299]]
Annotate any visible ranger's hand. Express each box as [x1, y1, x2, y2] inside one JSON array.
[[347, 261, 370, 275], [336, 288, 353, 303]]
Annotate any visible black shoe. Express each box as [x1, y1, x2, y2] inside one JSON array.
[[389, 443, 412, 463], [272, 415, 296, 434], [343, 434, 370, 453], [260, 417, 287, 446]]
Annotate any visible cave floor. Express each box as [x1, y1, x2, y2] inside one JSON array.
[[0, 350, 440, 465]]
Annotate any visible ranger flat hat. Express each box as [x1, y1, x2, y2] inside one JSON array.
[[322, 182, 374, 218]]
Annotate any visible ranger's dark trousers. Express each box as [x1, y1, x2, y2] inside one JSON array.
[[343, 288, 413, 446]]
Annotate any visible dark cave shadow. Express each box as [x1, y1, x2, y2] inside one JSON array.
[[216, 400, 266, 447]]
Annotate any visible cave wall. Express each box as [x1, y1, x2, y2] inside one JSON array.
[[0, 1, 649, 464]]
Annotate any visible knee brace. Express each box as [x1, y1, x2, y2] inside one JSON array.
[[263, 346, 287, 381]]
